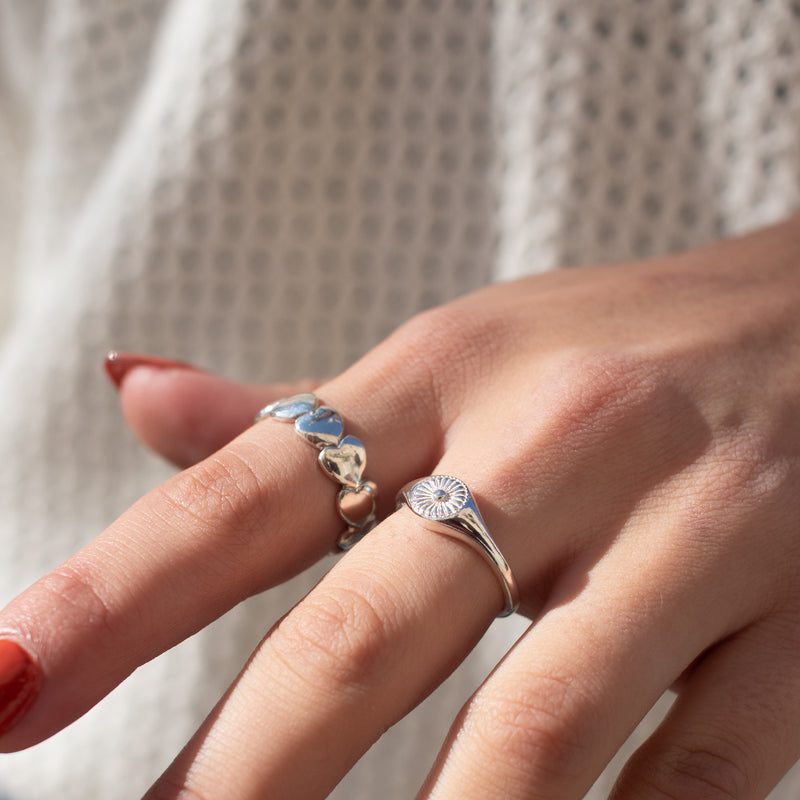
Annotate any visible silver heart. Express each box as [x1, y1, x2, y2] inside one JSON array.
[[338, 481, 377, 527], [295, 406, 343, 448], [318, 435, 366, 487], [257, 392, 317, 421]]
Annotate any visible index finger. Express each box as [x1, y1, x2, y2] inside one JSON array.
[[0, 354, 440, 751]]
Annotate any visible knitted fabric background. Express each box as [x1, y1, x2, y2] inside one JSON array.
[[0, 1, 799, 797]]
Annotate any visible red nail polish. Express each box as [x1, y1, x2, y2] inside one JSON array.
[[0, 640, 39, 737], [104, 351, 195, 389]]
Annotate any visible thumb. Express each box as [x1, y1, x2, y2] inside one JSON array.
[[105, 352, 319, 468]]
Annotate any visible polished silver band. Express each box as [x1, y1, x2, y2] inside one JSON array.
[[255, 393, 377, 551], [396, 475, 520, 617]]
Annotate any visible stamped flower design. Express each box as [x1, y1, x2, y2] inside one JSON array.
[[408, 475, 469, 519]]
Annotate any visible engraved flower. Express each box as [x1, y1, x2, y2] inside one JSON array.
[[408, 475, 469, 519]]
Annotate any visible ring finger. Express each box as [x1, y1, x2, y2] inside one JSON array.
[[417, 497, 771, 799]]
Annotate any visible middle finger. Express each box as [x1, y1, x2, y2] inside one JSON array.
[[143, 507, 503, 799]]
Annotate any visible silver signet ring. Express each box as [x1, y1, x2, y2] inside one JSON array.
[[396, 475, 520, 617]]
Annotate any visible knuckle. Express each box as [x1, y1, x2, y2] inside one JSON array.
[[621, 738, 753, 800], [391, 303, 515, 396], [465, 677, 595, 782], [268, 583, 392, 697], [155, 448, 275, 550], [36, 563, 116, 638], [546, 351, 669, 435], [395, 301, 483, 351], [703, 432, 793, 512], [472, 350, 679, 510], [147, 446, 291, 592], [673, 430, 798, 579]]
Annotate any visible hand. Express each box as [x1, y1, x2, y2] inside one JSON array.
[[1, 216, 800, 799]]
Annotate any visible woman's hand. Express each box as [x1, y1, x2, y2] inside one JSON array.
[[1, 216, 800, 799]]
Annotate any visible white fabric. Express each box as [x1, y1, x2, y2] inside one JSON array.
[[0, 1, 799, 797]]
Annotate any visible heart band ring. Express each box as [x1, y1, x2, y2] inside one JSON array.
[[255, 393, 377, 551], [396, 475, 520, 617]]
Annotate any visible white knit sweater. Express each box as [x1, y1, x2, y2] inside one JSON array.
[[0, 1, 799, 797]]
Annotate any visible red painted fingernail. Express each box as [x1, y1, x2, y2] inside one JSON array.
[[104, 351, 195, 389], [0, 640, 39, 737]]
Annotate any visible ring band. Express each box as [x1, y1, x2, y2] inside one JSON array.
[[255, 393, 377, 551], [396, 475, 520, 617]]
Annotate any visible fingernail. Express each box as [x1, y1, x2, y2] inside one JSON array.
[[0, 640, 39, 737], [104, 351, 195, 389]]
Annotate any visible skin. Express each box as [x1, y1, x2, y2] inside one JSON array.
[[1, 214, 800, 799]]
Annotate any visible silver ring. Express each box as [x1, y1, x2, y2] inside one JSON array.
[[254, 393, 377, 551], [396, 475, 520, 617]]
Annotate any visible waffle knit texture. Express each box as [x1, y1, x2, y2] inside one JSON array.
[[0, 1, 799, 797]]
